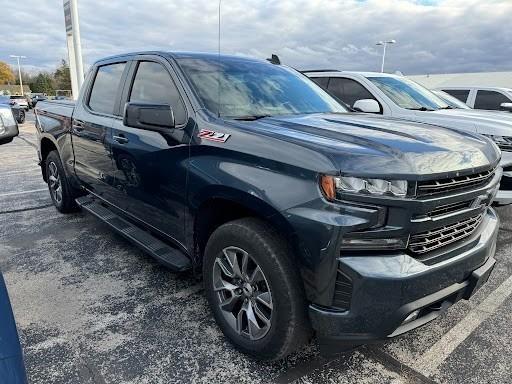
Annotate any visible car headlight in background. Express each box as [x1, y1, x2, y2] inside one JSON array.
[[320, 175, 408, 200], [484, 135, 512, 152]]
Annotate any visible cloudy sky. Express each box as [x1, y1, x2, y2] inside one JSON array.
[[1, 0, 511, 75]]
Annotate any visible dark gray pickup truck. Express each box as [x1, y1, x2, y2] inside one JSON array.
[[35, 51, 501, 359]]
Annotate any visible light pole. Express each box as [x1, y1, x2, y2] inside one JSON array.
[[376, 40, 396, 73], [10, 55, 27, 96]]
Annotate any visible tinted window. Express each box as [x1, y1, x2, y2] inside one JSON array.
[[88, 63, 126, 115], [130, 61, 187, 125], [474, 90, 510, 110], [311, 77, 329, 88], [327, 78, 378, 109], [177, 57, 346, 118], [442, 89, 470, 103]]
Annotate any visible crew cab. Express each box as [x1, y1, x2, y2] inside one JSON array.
[[35, 52, 500, 359], [305, 71, 512, 204]]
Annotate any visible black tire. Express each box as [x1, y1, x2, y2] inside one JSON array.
[[17, 110, 25, 124], [45, 151, 78, 213], [203, 218, 311, 360]]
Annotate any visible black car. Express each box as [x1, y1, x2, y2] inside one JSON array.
[[0, 96, 24, 125], [31, 95, 47, 108]]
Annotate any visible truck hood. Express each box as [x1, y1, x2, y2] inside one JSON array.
[[422, 108, 512, 136], [235, 113, 499, 178]]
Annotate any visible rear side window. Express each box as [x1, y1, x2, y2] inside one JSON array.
[[88, 62, 126, 115], [474, 90, 510, 110], [130, 61, 187, 126], [328, 78, 378, 109], [311, 77, 329, 89], [443, 89, 470, 103]]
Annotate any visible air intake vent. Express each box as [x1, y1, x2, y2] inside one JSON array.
[[409, 214, 483, 254], [332, 268, 353, 311], [417, 168, 495, 197]]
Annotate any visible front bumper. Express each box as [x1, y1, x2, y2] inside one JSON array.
[[0, 124, 19, 144], [309, 207, 498, 352]]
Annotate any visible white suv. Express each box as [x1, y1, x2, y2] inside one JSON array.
[[437, 87, 512, 112], [305, 70, 512, 204]]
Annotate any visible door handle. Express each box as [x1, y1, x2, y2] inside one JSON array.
[[113, 134, 129, 144], [73, 121, 85, 132]]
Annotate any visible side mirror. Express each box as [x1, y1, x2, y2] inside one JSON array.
[[353, 99, 381, 114], [123, 102, 175, 131], [500, 102, 512, 112]]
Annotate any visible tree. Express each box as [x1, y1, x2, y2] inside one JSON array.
[[54, 59, 71, 91], [30, 73, 55, 95], [0, 61, 15, 84]]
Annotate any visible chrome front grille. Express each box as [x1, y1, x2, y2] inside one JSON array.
[[417, 168, 495, 197], [409, 214, 484, 255], [428, 200, 473, 218]]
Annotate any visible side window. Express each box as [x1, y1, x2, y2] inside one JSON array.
[[327, 78, 378, 109], [443, 89, 470, 103], [311, 77, 329, 89], [88, 63, 126, 115], [130, 61, 187, 126], [474, 90, 510, 110]]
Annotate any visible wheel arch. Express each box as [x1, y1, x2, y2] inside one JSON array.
[[40, 136, 59, 181]]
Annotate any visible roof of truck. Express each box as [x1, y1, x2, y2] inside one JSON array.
[[94, 51, 266, 65]]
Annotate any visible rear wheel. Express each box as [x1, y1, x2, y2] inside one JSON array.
[[203, 218, 310, 360], [45, 151, 78, 213], [17, 110, 25, 124]]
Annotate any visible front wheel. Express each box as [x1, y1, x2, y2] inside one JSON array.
[[45, 151, 78, 213], [203, 218, 311, 360]]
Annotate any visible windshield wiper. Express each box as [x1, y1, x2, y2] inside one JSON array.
[[406, 107, 436, 111], [231, 115, 272, 121]]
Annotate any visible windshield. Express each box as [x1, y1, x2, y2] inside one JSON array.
[[177, 57, 346, 118], [368, 76, 450, 111], [432, 90, 471, 109]]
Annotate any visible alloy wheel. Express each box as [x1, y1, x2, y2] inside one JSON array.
[[212, 246, 273, 340], [48, 161, 63, 204]]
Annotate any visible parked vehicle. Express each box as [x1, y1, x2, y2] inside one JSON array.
[[0, 95, 25, 124], [438, 86, 512, 112], [36, 52, 500, 359], [305, 70, 512, 204], [432, 90, 471, 110], [9, 95, 29, 111], [0, 272, 27, 383], [0, 98, 20, 143], [31, 95, 47, 108]]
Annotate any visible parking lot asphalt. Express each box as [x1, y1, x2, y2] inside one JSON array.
[[0, 113, 511, 384]]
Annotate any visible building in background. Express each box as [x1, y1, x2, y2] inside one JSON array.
[[0, 85, 31, 96], [408, 71, 512, 89]]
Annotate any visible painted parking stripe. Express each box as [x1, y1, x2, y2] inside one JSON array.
[[0, 188, 47, 197], [413, 275, 512, 376]]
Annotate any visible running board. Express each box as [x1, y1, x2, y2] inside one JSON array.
[[76, 196, 191, 272]]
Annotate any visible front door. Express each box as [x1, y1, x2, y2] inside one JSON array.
[[72, 62, 128, 200], [110, 59, 192, 247]]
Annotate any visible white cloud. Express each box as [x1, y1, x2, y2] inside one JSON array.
[[0, 0, 510, 75]]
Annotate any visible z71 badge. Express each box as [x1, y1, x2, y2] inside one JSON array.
[[198, 129, 230, 143]]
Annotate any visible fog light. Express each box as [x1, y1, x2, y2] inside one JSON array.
[[403, 310, 421, 324]]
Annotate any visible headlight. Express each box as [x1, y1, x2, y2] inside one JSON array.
[[320, 175, 408, 200], [485, 135, 512, 151], [0, 107, 16, 129]]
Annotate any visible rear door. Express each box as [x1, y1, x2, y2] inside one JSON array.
[[110, 57, 192, 246], [72, 61, 128, 200]]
